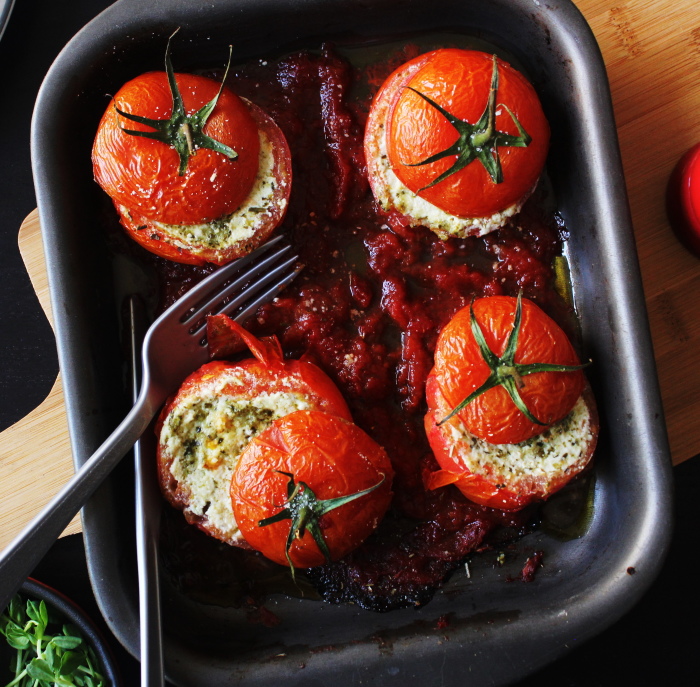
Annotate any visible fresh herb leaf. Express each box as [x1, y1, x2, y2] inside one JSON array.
[[3, 626, 30, 651], [60, 650, 83, 675], [52, 636, 83, 651], [27, 657, 55, 681], [1, 594, 106, 687], [25, 600, 42, 626]]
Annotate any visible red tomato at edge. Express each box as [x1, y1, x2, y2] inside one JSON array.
[[667, 142, 700, 257]]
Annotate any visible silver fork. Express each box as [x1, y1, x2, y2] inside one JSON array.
[[0, 237, 300, 611], [130, 295, 165, 687]]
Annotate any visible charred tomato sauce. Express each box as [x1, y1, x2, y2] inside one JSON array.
[[143, 43, 577, 611]]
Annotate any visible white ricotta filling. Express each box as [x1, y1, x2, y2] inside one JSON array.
[[124, 127, 284, 251], [371, 122, 524, 239], [160, 384, 312, 542], [447, 396, 592, 488]]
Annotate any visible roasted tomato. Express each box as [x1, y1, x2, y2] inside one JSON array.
[[429, 295, 585, 444], [156, 319, 352, 546], [423, 295, 597, 510], [365, 49, 549, 239], [231, 410, 394, 570], [92, 36, 291, 265]]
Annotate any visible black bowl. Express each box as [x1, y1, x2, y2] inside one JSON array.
[[0, 578, 121, 686]]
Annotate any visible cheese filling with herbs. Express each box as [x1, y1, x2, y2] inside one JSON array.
[[370, 124, 527, 240], [161, 379, 313, 542], [447, 396, 592, 487], [122, 127, 284, 252]]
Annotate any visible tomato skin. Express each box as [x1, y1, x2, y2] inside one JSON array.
[[430, 296, 584, 445], [113, 98, 292, 266], [423, 376, 598, 510], [158, 357, 352, 423], [366, 49, 549, 222], [115, 204, 207, 265], [666, 142, 700, 257], [92, 71, 260, 225], [231, 410, 394, 568], [424, 376, 532, 510]]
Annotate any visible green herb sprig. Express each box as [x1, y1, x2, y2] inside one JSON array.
[[0, 595, 106, 687]]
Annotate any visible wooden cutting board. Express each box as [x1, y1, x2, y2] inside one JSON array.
[[1, 0, 699, 552], [0, 211, 81, 550]]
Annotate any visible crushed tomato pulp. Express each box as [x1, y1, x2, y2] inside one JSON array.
[[152, 44, 576, 611]]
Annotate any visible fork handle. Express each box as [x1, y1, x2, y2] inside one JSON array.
[[0, 392, 158, 611], [135, 439, 166, 687]]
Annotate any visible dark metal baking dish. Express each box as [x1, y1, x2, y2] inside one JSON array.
[[31, 0, 673, 685]]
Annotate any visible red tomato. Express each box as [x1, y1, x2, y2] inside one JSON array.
[[113, 99, 292, 266], [428, 296, 585, 445], [156, 320, 352, 546], [666, 142, 700, 258], [365, 49, 549, 222], [231, 410, 394, 568], [93, 71, 260, 225]]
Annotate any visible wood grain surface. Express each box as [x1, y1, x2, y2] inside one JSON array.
[[584, 0, 700, 462], [0, 211, 80, 550], [1, 0, 698, 551]]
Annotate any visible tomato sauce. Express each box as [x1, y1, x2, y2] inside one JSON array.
[[149, 44, 576, 611]]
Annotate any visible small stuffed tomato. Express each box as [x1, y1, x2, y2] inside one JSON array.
[[156, 319, 351, 546], [365, 49, 549, 240], [232, 410, 394, 570], [92, 41, 291, 266], [423, 296, 598, 510]]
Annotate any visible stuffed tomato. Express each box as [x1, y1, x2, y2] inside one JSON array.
[[92, 34, 291, 265], [365, 48, 549, 239], [231, 410, 394, 571], [156, 319, 351, 546], [424, 295, 598, 510]]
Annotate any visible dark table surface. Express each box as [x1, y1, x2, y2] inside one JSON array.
[[0, 1, 696, 685]]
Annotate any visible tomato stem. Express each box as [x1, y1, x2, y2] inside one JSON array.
[[438, 293, 589, 432], [114, 29, 238, 176], [258, 471, 385, 580], [402, 54, 531, 190], [181, 122, 194, 155]]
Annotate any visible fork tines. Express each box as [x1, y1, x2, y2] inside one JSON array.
[[179, 237, 301, 337]]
